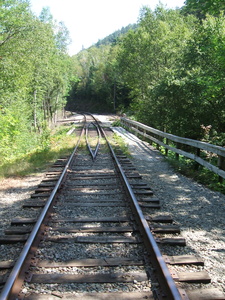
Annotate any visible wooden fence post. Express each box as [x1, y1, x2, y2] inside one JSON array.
[[218, 155, 225, 183], [165, 138, 168, 156], [176, 143, 180, 160], [194, 148, 201, 170]]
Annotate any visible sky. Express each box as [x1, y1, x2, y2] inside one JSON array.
[[29, 0, 185, 56]]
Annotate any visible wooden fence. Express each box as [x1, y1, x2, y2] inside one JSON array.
[[120, 117, 225, 181]]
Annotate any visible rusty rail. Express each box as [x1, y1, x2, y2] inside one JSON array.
[[0, 119, 86, 300]]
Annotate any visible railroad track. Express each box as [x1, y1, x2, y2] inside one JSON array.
[[0, 114, 224, 300]]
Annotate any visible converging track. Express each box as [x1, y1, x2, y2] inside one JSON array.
[[0, 114, 223, 300]]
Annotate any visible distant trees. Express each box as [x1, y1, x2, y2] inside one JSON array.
[[67, 25, 135, 112], [68, 3, 225, 142], [0, 0, 72, 161], [2, 0, 225, 164]]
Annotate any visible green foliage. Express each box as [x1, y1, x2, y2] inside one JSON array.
[[111, 119, 122, 127], [67, 31, 133, 113], [165, 153, 225, 194], [0, 0, 72, 168], [117, 5, 198, 135], [183, 0, 225, 18], [95, 24, 137, 47], [0, 124, 77, 177], [114, 5, 225, 142]]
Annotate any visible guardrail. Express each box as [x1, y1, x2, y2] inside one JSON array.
[[120, 117, 225, 182]]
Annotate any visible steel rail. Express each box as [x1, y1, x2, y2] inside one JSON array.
[[86, 121, 101, 160], [0, 117, 86, 300], [91, 115, 182, 300]]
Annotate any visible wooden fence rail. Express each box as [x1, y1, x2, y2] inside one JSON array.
[[120, 117, 225, 181]]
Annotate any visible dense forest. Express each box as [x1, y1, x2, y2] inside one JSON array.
[[0, 0, 72, 162], [1, 0, 225, 166], [67, 0, 225, 142]]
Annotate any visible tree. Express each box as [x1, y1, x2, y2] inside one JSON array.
[[0, 0, 72, 162], [184, 0, 225, 18], [117, 5, 196, 132]]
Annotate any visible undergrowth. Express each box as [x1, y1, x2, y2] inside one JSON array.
[[110, 133, 130, 157], [0, 124, 78, 178], [163, 149, 225, 194]]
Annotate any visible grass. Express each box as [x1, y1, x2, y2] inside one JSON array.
[[110, 133, 131, 157], [0, 124, 79, 178], [164, 150, 225, 194], [111, 119, 122, 127]]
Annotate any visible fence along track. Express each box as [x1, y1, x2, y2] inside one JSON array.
[[0, 114, 223, 300], [120, 117, 225, 181]]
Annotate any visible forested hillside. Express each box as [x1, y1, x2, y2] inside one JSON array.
[[68, 0, 225, 143], [1, 0, 225, 168]]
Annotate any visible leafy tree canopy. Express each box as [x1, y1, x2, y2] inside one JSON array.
[[183, 0, 225, 18]]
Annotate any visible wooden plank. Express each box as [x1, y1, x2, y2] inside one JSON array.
[[50, 216, 130, 223], [132, 186, 151, 190], [173, 271, 211, 283], [5, 227, 32, 235], [131, 183, 148, 187], [0, 261, 14, 269], [47, 236, 139, 244], [57, 203, 126, 207], [76, 236, 139, 243], [50, 226, 134, 233], [140, 204, 160, 209], [42, 178, 59, 182], [70, 191, 124, 196], [64, 199, 123, 203], [146, 215, 173, 223], [69, 175, 118, 179], [45, 171, 61, 175], [134, 190, 153, 195], [164, 255, 204, 265], [139, 197, 159, 203], [150, 225, 180, 234], [38, 258, 143, 268], [66, 182, 118, 187], [38, 182, 57, 187], [25, 291, 154, 299], [122, 167, 136, 170], [23, 202, 46, 208], [186, 288, 225, 300], [0, 235, 28, 244], [35, 188, 53, 193], [126, 174, 142, 179], [11, 218, 37, 225], [157, 238, 186, 246], [31, 272, 148, 284], [31, 193, 51, 198], [67, 186, 121, 191]]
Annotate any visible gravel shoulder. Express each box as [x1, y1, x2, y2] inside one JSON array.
[[112, 126, 225, 293]]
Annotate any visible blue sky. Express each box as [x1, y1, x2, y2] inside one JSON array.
[[29, 0, 185, 55]]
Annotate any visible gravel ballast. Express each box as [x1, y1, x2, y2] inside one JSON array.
[[112, 126, 225, 293], [0, 115, 224, 296]]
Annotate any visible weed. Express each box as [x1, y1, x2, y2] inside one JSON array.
[[165, 153, 225, 194], [0, 125, 78, 178]]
